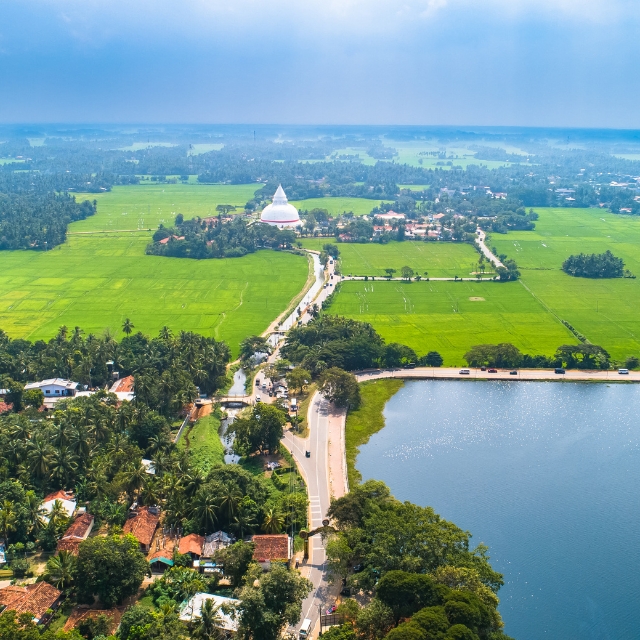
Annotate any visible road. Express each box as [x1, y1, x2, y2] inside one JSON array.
[[282, 393, 335, 636], [476, 228, 503, 267], [356, 367, 640, 383]]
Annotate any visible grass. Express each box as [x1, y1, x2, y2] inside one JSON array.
[[491, 207, 640, 361], [329, 279, 575, 365], [178, 411, 225, 472], [73, 183, 260, 231], [345, 379, 404, 487], [289, 197, 392, 217], [0, 184, 308, 357], [302, 240, 481, 278]]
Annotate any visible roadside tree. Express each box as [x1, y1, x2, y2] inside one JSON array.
[[318, 368, 360, 408]]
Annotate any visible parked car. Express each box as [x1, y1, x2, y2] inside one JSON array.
[[555, 368, 565, 374], [459, 369, 470, 375], [488, 369, 498, 373], [255, 379, 260, 386], [619, 368, 629, 374], [255, 395, 261, 402], [480, 366, 487, 371], [509, 370, 517, 375]]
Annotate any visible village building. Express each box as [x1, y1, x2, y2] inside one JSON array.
[[373, 211, 406, 222], [260, 185, 302, 228], [252, 534, 292, 569], [0, 582, 62, 624], [179, 593, 239, 631], [25, 379, 78, 409], [123, 506, 160, 552], [56, 512, 94, 554], [179, 533, 205, 560], [109, 375, 135, 402], [42, 490, 77, 522]]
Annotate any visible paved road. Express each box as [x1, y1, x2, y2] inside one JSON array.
[[476, 228, 503, 267], [356, 367, 640, 383], [282, 393, 334, 636]]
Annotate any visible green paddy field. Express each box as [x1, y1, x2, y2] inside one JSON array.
[[325, 207, 640, 364], [0, 184, 306, 356], [290, 197, 391, 217]]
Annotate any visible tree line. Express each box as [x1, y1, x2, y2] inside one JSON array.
[[562, 250, 626, 278]]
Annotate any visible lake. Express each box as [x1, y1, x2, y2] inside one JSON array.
[[356, 380, 640, 640]]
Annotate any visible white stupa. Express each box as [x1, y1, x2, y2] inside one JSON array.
[[260, 185, 301, 229]]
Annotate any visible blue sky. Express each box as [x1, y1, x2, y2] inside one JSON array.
[[1, 0, 638, 127]]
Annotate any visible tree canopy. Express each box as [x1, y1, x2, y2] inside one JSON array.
[[562, 250, 625, 278]]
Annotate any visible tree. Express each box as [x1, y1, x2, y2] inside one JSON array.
[[318, 368, 360, 408], [562, 250, 624, 278], [22, 388, 43, 409], [122, 318, 135, 335], [44, 549, 76, 590], [463, 344, 522, 369], [285, 368, 311, 394], [401, 266, 414, 281], [216, 204, 237, 216], [239, 336, 271, 364], [232, 404, 286, 455], [376, 571, 443, 623], [236, 563, 312, 640], [75, 534, 149, 607], [193, 597, 225, 640], [419, 351, 443, 367], [355, 599, 394, 640], [0, 501, 17, 542], [384, 269, 397, 280], [384, 343, 417, 368], [214, 541, 255, 588], [326, 535, 355, 583], [553, 344, 610, 370], [261, 507, 284, 534]]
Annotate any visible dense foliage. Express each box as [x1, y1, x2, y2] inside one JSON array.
[[146, 215, 297, 259], [562, 250, 625, 278], [324, 481, 512, 640], [281, 316, 439, 374]]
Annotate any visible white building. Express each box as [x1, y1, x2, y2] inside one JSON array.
[[179, 593, 239, 631], [260, 185, 302, 229], [41, 490, 77, 523], [24, 378, 78, 398]]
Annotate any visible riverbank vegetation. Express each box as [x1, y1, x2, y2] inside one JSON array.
[[344, 379, 404, 486], [325, 481, 513, 640]]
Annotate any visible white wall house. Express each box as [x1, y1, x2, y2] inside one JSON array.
[[24, 379, 78, 397]]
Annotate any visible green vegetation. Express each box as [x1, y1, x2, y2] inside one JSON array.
[[345, 379, 404, 486], [290, 197, 392, 217], [329, 279, 573, 366], [562, 250, 625, 278], [73, 183, 259, 231], [178, 412, 225, 472]]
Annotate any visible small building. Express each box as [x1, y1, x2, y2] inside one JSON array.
[[179, 533, 205, 560], [374, 212, 406, 221], [56, 512, 94, 554], [109, 376, 135, 403], [148, 549, 174, 573], [123, 506, 160, 552], [0, 582, 62, 624], [42, 490, 77, 523], [179, 593, 239, 631], [252, 534, 292, 569], [202, 531, 233, 558], [25, 379, 78, 398]]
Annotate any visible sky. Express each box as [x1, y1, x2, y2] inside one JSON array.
[[1, 0, 639, 127]]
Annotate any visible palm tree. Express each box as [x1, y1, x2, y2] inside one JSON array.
[[191, 489, 218, 534], [122, 318, 135, 335], [193, 598, 225, 640], [50, 447, 79, 486], [45, 550, 76, 590], [122, 463, 148, 501], [218, 487, 242, 525], [159, 326, 173, 342], [261, 507, 285, 534], [27, 436, 53, 480], [47, 499, 69, 533], [0, 500, 17, 541], [24, 490, 46, 537]]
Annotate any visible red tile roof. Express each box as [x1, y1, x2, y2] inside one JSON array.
[[43, 490, 74, 504], [252, 534, 291, 562], [179, 534, 204, 556], [111, 375, 134, 393], [0, 582, 61, 622], [56, 513, 94, 554], [123, 507, 159, 547]]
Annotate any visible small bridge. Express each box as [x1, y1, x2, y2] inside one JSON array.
[[217, 395, 252, 407]]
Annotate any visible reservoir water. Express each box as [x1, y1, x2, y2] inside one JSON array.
[[356, 380, 640, 640]]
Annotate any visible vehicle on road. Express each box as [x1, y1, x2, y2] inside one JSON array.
[[290, 398, 297, 411], [509, 370, 518, 375], [305, 450, 311, 458], [299, 618, 312, 640], [555, 368, 566, 374], [255, 379, 260, 386], [488, 369, 497, 373], [459, 369, 470, 375], [480, 366, 487, 371], [256, 395, 261, 402], [619, 368, 629, 374]]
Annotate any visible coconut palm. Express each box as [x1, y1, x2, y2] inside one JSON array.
[[50, 447, 79, 485], [218, 487, 242, 525], [193, 598, 225, 640], [190, 489, 218, 534], [0, 500, 17, 541], [122, 318, 135, 335], [47, 499, 69, 533], [26, 436, 53, 480], [44, 550, 76, 590], [24, 490, 46, 537], [261, 507, 285, 534]]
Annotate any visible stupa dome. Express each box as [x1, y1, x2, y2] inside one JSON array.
[[260, 185, 301, 228]]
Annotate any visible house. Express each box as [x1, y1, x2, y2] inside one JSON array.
[[374, 212, 406, 221], [432, 213, 445, 220], [0, 582, 62, 624], [252, 534, 292, 569], [56, 512, 94, 554], [202, 531, 233, 558], [24, 379, 78, 398], [179, 593, 239, 631], [179, 533, 204, 559], [148, 549, 174, 573], [42, 490, 77, 522], [123, 506, 160, 552], [109, 375, 135, 403]]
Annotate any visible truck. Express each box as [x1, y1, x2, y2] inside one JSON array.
[[290, 398, 297, 411], [299, 618, 312, 640]]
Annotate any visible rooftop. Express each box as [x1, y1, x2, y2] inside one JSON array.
[[252, 534, 291, 562], [24, 378, 78, 391], [179, 593, 239, 630], [179, 533, 204, 556], [123, 507, 160, 547], [0, 582, 62, 623], [110, 375, 134, 393]]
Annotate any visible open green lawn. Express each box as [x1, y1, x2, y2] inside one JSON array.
[[0, 184, 307, 356], [490, 207, 640, 360], [290, 197, 391, 217], [329, 279, 575, 365], [73, 183, 260, 231], [301, 239, 481, 278]]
